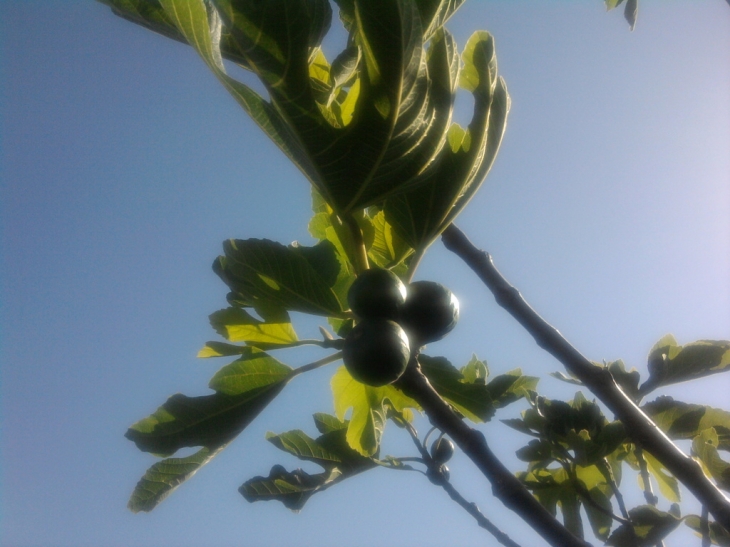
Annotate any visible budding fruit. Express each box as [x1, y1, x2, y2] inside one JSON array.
[[342, 318, 410, 387], [400, 281, 459, 345], [430, 437, 455, 464], [347, 268, 407, 321]]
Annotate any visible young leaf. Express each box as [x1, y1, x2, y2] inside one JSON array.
[[240, 417, 378, 511], [606, 505, 681, 546], [128, 445, 227, 513], [642, 450, 681, 503], [208, 306, 297, 346], [641, 336, 730, 394], [419, 355, 536, 422], [331, 366, 419, 456], [693, 428, 730, 492], [266, 427, 376, 473], [208, 349, 292, 395], [240, 465, 343, 512], [214, 238, 346, 317], [197, 341, 250, 358], [642, 396, 730, 450]]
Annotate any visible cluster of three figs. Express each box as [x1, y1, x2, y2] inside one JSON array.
[[343, 269, 459, 387]]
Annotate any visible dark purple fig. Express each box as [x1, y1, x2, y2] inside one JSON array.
[[430, 437, 455, 464], [400, 281, 459, 345], [342, 318, 410, 387], [347, 268, 406, 321], [426, 464, 450, 485]]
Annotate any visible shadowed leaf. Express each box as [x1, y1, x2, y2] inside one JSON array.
[[641, 336, 730, 395], [214, 238, 345, 317], [643, 396, 730, 451], [419, 354, 536, 422]]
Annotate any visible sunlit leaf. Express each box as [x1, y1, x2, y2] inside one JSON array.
[[331, 366, 419, 456], [641, 336, 730, 395], [208, 349, 291, 395], [214, 238, 345, 317], [197, 341, 249, 358], [208, 306, 297, 345], [385, 31, 509, 249], [642, 451, 681, 503], [643, 396, 730, 451], [419, 355, 536, 422], [693, 428, 730, 492]]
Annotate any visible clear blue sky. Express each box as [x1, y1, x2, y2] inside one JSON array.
[[1, 1, 729, 546]]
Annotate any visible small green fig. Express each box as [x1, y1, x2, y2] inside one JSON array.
[[400, 281, 459, 345], [426, 464, 450, 485], [342, 318, 410, 386], [347, 268, 406, 321], [430, 437, 455, 464]]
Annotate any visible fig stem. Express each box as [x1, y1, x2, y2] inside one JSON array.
[[342, 212, 369, 273], [289, 352, 342, 378]]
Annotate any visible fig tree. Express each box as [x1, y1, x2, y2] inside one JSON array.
[[347, 268, 406, 321], [400, 281, 459, 345], [342, 318, 410, 387], [430, 437, 455, 464]]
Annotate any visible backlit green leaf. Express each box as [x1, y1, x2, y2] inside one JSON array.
[[642, 451, 681, 502], [208, 349, 291, 395], [419, 355, 536, 422], [208, 306, 297, 345], [693, 428, 730, 492], [642, 337, 730, 395], [331, 366, 419, 456], [643, 396, 730, 450], [214, 238, 345, 317], [385, 31, 509, 249]]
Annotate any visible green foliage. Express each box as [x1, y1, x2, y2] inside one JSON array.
[[105, 2, 730, 545], [240, 415, 377, 510], [606, 505, 681, 546], [641, 334, 730, 395]]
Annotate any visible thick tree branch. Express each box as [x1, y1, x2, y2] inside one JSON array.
[[395, 359, 593, 547], [440, 223, 730, 532]]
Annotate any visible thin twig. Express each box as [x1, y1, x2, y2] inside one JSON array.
[[701, 505, 711, 547], [391, 410, 523, 547], [439, 479, 524, 547], [598, 458, 631, 520], [395, 358, 592, 547], [289, 352, 342, 378], [440, 223, 730, 530], [558, 458, 632, 527], [634, 447, 659, 506]]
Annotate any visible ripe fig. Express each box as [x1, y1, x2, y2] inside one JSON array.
[[400, 281, 459, 345], [342, 318, 410, 387], [347, 268, 406, 321], [430, 437, 455, 464]]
